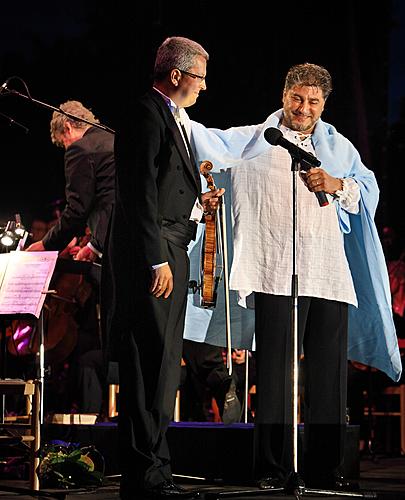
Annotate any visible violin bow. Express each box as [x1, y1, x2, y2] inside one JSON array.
[[219, 191, 233, 376]]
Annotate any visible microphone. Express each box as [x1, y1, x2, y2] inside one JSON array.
[[264, 127, 328, 207]]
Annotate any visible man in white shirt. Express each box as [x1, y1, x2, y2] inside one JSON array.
[[190, 63, 401, 492]]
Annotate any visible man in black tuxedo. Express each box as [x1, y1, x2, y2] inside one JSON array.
[[26, 100, 115, 262], [105, 37, 223, 499]]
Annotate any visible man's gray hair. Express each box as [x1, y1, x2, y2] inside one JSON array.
[[154, 36, 209, 81], [50, 100, 99, 147]]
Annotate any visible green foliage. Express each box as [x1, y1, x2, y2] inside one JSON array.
[[38, 443, 104, 489]]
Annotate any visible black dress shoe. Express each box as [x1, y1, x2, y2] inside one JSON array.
[[257, 476, 285, 490], [144, 480, 200, 498], [222, 380, 241, 424]]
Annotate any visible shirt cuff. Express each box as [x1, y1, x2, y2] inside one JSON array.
[[152, 262, 168, 270], [334, 177, 360, 214], [88, 242, 102, 258], [189, 198, 204, 223]]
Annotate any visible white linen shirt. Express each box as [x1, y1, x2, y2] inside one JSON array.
[[229, 128, 358, 308]]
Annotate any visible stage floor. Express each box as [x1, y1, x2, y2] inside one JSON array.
[[0, 455, 404, 499], [1, 421, 404, 498]]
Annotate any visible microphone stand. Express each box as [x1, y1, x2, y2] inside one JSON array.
[[217, 156, 374, 499], [2, 84, 115, 134], [285, 157, 373, 498], [288, 156, 301, 494]]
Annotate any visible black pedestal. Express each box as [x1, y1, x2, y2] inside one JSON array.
[[44, 422, 360, 481], [167, 422, 360, 481]]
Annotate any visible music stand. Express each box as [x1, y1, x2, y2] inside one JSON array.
[[0, 251, 58, 421], [0, 251, 59, 495]]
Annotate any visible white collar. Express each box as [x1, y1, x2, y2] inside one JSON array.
[[280, 124, 313, 147], [153, 87, 179, 116]]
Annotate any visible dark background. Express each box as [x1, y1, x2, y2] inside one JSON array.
[[1, 0, 404, 251]]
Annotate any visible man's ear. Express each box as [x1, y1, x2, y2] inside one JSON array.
[[64, 121, 73, 135], [171, 68, 181, 87]]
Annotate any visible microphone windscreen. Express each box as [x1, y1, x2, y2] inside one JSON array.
[[264, 127, 282, 145]]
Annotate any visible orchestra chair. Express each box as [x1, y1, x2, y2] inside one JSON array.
[[363, 381, 405, 455], [108, 384, 182, 422], [0, 379, 41, 490], [108, 383, 119, 419], [363, 384, 405, 455], [362, 340, 405, 455]]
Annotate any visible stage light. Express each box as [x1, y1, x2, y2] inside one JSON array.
[[0, 215, 28, 251], [0, 221, 17, 247]]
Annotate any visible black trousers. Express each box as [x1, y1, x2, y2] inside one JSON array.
[[254, 294, 348, 481], [118, 240, 189, 492]]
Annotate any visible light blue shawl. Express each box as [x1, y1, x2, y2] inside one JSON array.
[[190, 109, 402, 382]]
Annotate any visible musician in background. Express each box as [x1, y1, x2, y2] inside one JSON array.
[[25, 101, 115, 415], [227, 348, 256, 417], [26, 100, 115, 263], [181, 339, 241, 423], [104, 36, 223, 499]]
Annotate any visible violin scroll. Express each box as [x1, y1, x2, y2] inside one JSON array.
[[200, 161, 216, 196], [200, 160, 214, 177]]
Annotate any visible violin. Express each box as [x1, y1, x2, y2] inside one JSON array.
[[199, 162, 233, 375], [199, 160, 223, 308]]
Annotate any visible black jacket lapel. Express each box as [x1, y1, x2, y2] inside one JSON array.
[[150, 90, 201, 192]]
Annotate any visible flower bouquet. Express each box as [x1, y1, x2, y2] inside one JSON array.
[[38, 442, 104, 489]]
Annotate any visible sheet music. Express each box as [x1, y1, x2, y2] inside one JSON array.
[[0, 254, 8, 291], [0, 251, 58, 318]]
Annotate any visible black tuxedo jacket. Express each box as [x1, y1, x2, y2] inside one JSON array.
[[112, 88, 201, 267], [103, 89, 202, 357], [43, 126, 115, 254]]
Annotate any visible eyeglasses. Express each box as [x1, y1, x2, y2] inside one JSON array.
[[179, 70, 206, 82]]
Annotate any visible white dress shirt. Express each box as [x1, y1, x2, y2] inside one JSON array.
[[229, 125, 358, 308]]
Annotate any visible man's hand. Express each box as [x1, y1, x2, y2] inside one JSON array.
[[75, 245, 98, 262], [25, 240, 45, 252], [202, 188, 225, 214], [232, 349, 246, 365], [302, 168, 342, 195], [150, 263, 173, 298]]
